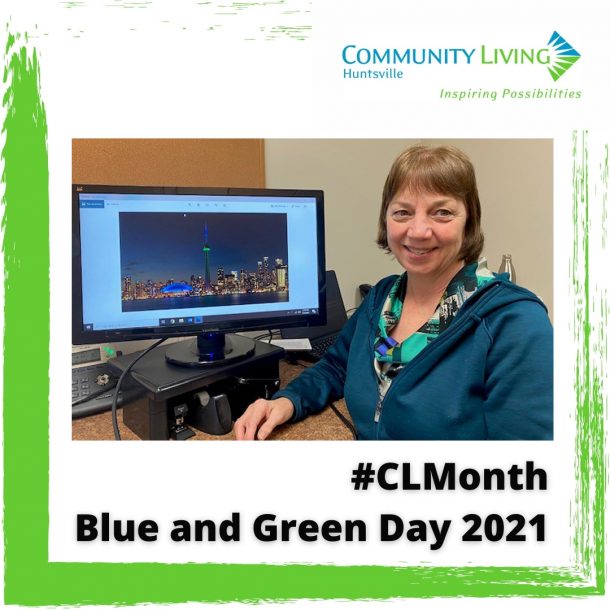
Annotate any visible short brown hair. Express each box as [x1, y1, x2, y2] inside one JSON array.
[[376, 145, 484, 264]]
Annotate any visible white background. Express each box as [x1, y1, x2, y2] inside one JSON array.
[[1, 0, 609, 607]]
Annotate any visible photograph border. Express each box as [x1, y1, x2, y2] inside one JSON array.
[[2, 35, 606, 604]]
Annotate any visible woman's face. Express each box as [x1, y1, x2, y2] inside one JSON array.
[[386, 187, 468, 281]]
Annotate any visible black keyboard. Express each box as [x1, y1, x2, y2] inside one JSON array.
[[310, 334, 339, 360], [72, 363, 147, 420]]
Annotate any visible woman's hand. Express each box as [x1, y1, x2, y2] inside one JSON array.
[[234, 397, 295, 440]]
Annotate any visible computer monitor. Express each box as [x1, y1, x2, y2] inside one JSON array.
[[72, 184, 326, 367]]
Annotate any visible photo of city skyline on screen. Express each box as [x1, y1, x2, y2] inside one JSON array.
[[119, 211, 289, 313]]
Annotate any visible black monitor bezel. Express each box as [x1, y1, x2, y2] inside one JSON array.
[[72, 184, 326, 345]]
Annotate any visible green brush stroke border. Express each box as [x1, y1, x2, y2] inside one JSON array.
[[2, 33, 606, 604]]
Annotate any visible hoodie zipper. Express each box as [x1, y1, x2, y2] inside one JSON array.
[[372, 375, 394, 427], [374, 391, 383, 423]]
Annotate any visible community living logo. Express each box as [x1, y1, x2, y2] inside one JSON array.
[[341, 31, 581, 83]]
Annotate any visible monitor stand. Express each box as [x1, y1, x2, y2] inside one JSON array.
[[109, 339, 284, 440], [164, 332, 256, 368]]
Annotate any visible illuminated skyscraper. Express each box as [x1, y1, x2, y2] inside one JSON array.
[[123, 276, 133, 299], [257, 260, 263, 288], [276, 265, 288, 289]]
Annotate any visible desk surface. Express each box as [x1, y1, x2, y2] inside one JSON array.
[[72, 361, 354, 441]]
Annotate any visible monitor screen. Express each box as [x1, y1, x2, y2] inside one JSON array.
[[72, 185, 326, 346]]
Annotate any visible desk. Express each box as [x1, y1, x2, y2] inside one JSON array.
[[72, 361, 354, 441]]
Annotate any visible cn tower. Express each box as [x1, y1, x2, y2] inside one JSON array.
[[203, 223, 211, 292]]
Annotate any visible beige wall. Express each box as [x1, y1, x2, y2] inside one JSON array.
[[265, 139, 553, 321]]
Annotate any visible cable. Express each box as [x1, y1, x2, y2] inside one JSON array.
[[252, 329, 281, 343], [72, 384, 113, 406], [329, 401, 358, 440], [112, 338, 167, 441], [252, 330, 270, 342]]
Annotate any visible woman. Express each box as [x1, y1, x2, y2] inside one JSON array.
[[234, 145, 553, 440]]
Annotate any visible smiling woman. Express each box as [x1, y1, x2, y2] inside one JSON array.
[[234, 145, 553, 441]]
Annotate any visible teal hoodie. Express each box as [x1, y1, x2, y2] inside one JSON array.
[[275, 274, 553, 440]]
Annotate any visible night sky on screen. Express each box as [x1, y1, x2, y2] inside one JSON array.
[[119, 212, 288, 282]]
